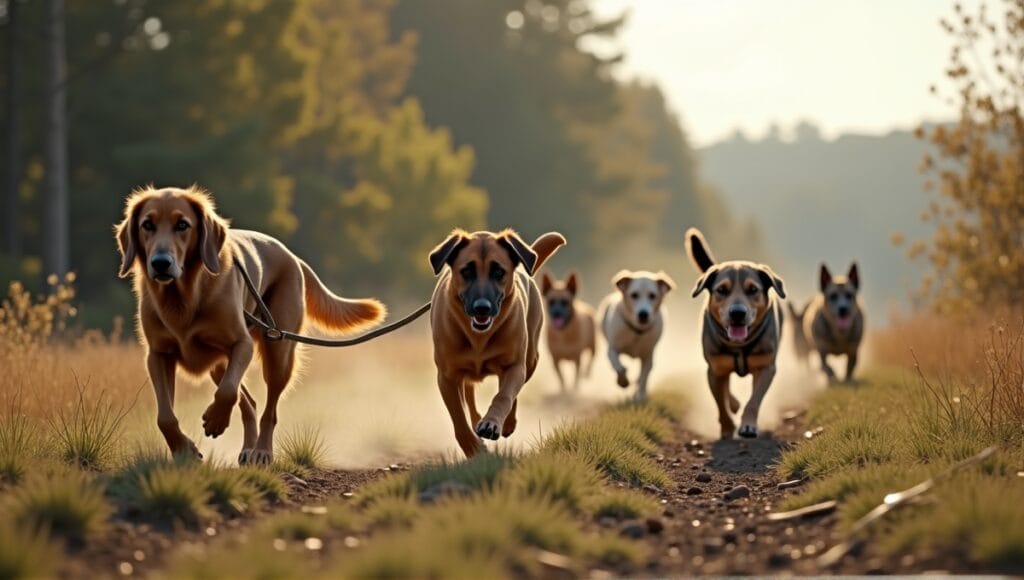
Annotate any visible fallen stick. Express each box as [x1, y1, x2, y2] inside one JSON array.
[[766, 500, 837, 521], [817, 445, 998, 568]]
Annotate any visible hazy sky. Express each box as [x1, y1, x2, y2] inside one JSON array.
[[590, 0, 963, 147]]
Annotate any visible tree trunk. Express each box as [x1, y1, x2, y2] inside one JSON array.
[[42, 0, 68, 279], [3, 0, 21, 260]]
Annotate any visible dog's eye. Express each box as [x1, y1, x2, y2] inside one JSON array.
[[460, 265, 476, 281], [648, 292, 656, 300], [745, 286, 759, 296], [141, 219, 156, 232], [629, 291, 640, 300], [175, 219, 190, 232], [715, 286, 729, 296], [828, 293, 839, 301], [490, 264, 506, 281]]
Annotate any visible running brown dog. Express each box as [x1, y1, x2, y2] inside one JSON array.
[[685, 227, 786, 439], [540, 271, 596, 392], [803, 263, 865, 384], [429, 229, 565, 457], [116, 186, 384, 464]]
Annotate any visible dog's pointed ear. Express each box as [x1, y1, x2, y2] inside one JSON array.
[[612, 270, 634, 293], [847, 262, 860, 290], [690, 266, 718, 298], [758, 265, 786, 299], [541, 271, 554, 295], [656, 271, 676, 294], [499, 230, 539, 274], [429, 230, 470, 275], [819, 263, 833, 293], [114, 202, 142, 278], [192, 198, 227, 275], [566, 271, 579, 295]]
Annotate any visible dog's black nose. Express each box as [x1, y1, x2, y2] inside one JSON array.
[[637, 310, 650, 324], [728, 307, 747, 324], [838, 306, 850, 317], [472, 299, 492, 316], [150, 255, 173, 273]]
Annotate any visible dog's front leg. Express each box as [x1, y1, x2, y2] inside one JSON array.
[[844, 350, 858, 384], [148, 350, 201, 459], [477, 365, 526, 440], [551, 357, 567, 393], [739, 364, 776, 438], [817, 350, 838, 384], [439, 372, 485, 457], [634, 356, 654, 402], [607, 345, 629, 388], [202, 338, 253, 438], [708, 369, 735, 439]]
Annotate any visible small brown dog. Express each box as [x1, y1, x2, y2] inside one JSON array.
[[429, 229, 565, 457], [540, 271, 596, 392], [116, 186, 384, 464], [803, 263, 865, 384], [685, 228, 786, 439]]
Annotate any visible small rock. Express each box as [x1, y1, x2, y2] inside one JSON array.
[[619, 521, 646, 539], [645, 517, 664, 534], [703, 538, 725, 554], [685, 439, 702, 449], [695, 472, 712, 483], [724, 485, 751, 500], [389, 463, 400, 470], [598, 517, 617, 528], [642, 484, 662, 494], [767, 552, 789, 567], [686, 486, 704, 496], [662, 509, 675, 518], [282, 473, 309, 487], [723, 531, 738, 544], [536, 550, 573, 571], [341, 492, 355, 499]]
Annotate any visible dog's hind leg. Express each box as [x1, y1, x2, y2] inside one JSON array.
[[844, 351, 858, 384], [552, 358, 567, 393], [818, 350, 838, 384], [739, 364, 776, 438], [709, 370, 735, 439], [635, 356, 653, 402], [439, 373, 485, 457], [211, 366, 258, 462], [463, 382, 481, 426], [571, 356, 582, 390]]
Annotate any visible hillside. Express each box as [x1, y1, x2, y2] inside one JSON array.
[[698, 126, 937, 320]]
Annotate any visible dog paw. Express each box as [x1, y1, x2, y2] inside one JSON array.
[[240, 448, 273, 466], [616, 372, 630, 388], [170, 437, 203, 461], [202, 395, 235, 438], [475, 418, 502, 441], [633, 391, 648, 403], [737, 424, 758, 438]]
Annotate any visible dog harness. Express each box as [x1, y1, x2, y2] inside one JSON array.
[[708, 310, 773, 378]]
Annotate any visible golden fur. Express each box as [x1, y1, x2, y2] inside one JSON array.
[[540, 271, 596, 392]]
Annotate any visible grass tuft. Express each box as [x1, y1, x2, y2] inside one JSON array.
[[8, 471, 111, 543], [589, 489, 660, 520], [198, 466, 263, 517], [277, 425, 329, 470], [0, 520, 60, 580], [238, 467, 289, 503], [541, 421, 668, 487], [46, 382, 134, 469], [499, 452, 604, 512], [361, 450, 515, 504], [130, 465, 214, 527]]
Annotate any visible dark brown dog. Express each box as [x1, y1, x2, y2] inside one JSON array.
[[685, 228, 786, 439], [429, 229, 565, 457], [116, 186, 384, 464], [803, 263, 865, 383], [540, 271, 596, 392]]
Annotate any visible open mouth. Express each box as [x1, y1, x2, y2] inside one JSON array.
[[836, 315, 852, 330], [471, 315, 494, 332], [152, 273, 175, 283], [550, 316, 566, 329], [728, 324, 750, 341]]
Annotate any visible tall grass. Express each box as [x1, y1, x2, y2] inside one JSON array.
[[277, 425, 329, 469], [47, 380, 136, 469]]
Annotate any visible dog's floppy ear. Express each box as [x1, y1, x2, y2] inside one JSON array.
[[498, 230, 539, 274], [656, 271, 675, 294], [566, 271, 579, 295], [757, 265, 786, 299], [690, 266, 718, 298], [612, 270, 634, 293], [115, 200, 143, 278], [819, 263, 833, 293], [541, 271, 554, 295], [429, 229, 470, 275], [847, 262, 860, 290], [190, 197, 227, 275]]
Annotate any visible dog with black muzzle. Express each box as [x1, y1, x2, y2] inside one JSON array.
[[541, 271, 596, 393], [598, 270, 675, 402], [428, 228, 565, 457], [685, 228, 786, 439], [803, 263, 864, 384]]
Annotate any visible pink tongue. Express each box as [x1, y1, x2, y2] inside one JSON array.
[[552, 318, 565, 329], [728, 325, 749, 341], [837, 317, 852, 330]]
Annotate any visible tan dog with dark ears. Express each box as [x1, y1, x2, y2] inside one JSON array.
[[803, 263, 865, 384], [116, 186, 384, 464], [429, 229, 565, 457], [598, 270, 675, 402], [685, 227, 786, 439], [540, 271, 596, 393]]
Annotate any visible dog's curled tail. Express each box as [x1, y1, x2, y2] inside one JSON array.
[[300, 262, 386, 334], [685, 227, 716, 273]]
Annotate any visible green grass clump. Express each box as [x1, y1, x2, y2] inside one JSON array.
[[199, 466, 263, 517], [130, 465, 214, 527], [0, 520, 60, 580], [361, 450, 515, 504], [589, 489, 659, 520], [778, 418, 897, 479], [541, 421, 668, 488], [239, 467, 288, 502], [585, 534, 648, 567], [8, 471, 111, 543], [362, 494, 420, 529], [277, 425, 329, 470], [47, 386, 133, 469], [499, 452, 604, 511]]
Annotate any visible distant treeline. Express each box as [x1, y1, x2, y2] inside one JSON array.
[[0, 0, 754, 326]]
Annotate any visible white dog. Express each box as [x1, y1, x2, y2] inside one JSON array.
[[598, 270, 675, 401]]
